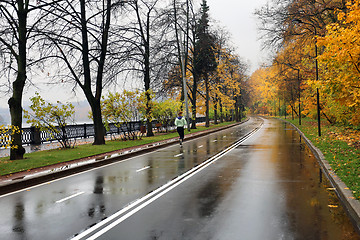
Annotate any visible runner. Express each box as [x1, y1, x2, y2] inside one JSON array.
[[174, 111, 187, 146]]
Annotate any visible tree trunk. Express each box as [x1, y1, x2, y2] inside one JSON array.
[[145, 90, 154, 137], [80, 0, 106, 145], [144, 50, 154, 137], [219, 99, 223, 123], [9, 82, 26, 160], [234, 95, 239, 122], [9, 2, 27, 160], [205, 73, 210, 127], [213, 96, 218, 124], [91, 99, 105, 145], [144, 53, 154, 137], [238, 94, 243, 122], [190, 73, 198, 129]]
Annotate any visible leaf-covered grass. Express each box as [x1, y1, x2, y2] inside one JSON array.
[[282, 117, 360, 200], [0, 122, 235, 176]]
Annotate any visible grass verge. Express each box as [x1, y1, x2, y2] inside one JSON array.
[[282, 117, 360, 200], [0, 122, 236, 176]]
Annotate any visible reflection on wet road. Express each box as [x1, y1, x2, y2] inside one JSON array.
[[0, 118, 262, 239], [94, 118, 360, 240], [0, 117, 359, 239]]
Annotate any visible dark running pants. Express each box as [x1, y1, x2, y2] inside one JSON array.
[[177, 127, 184, 140]]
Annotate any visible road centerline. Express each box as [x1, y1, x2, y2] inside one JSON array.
[[136, 166, 150, 173], [56, 191, 85, 204]]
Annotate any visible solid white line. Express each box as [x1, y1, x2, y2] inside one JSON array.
[[136, 166, 150, 172], [87, 160, 217, 240], [174, 153, 183, 157], [56, 191, 84, 203], [73, 123, 263, 240]]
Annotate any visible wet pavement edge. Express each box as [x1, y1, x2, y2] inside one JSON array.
[[0, 119, 249, 196], [284, 119, 360, 232]]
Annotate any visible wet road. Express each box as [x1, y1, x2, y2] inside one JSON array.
[[0, 117, 359, 239]]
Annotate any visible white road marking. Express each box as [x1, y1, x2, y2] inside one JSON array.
[[174, 153, 183, 157], [56, 191, 84, 203], [72, 123, 263, 240], [212, 140, 217, 142], [136, 166, 150, 172], [0, 119, 259, 200]]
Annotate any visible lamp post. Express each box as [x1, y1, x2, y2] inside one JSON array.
[[293, 19, 321, 136], [179, 33, 190, 132], [297, 68, 301, 125]]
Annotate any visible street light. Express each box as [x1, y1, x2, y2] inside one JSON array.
[[179, 33, 190, 132], [293, 19, 321, 136], [297, 68, 301, 125]]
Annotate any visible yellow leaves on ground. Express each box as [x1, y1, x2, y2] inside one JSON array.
[[328, 129, 360, 149]]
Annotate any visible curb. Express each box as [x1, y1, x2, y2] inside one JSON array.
[[286, 120, 360, 231], [0, 119, 249, 195]]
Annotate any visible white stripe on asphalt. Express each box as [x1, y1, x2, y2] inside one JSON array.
[[136, 166, 150, 172], [56, 191, 84, 203], [198, 145, 203, 148], [174, 153, 183, 157]]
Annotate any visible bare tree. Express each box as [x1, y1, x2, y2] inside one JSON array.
[[118, 0, 175, 137], [39, 0, 126, 145], [255, 0, 344, 50], [0, 0, 55, 159]]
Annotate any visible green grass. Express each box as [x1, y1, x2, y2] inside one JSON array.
[[0, 121, 236, 176], [282, 117, 360, 200]]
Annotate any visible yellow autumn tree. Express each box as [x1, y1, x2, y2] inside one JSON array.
[[248, 66, 279, 115], [210, 48, 244, 122], [318, 0, 360, 125]]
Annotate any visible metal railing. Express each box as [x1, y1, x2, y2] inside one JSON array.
[[0, 117, 206, 147]]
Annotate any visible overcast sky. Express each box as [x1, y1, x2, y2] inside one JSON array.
[[0, 0, 270, 120], [207, 0, 269, 73]]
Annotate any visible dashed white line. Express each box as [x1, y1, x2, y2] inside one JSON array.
[[56, 191, 85, 203], [198, 145, 203, 148], [212, 140, 218, 142], [174, 153, 183, 157], [72, 123, 263, 240], [136, 166, 150, 172]]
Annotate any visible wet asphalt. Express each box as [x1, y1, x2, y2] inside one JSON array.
[[0, 117, 359, 240]]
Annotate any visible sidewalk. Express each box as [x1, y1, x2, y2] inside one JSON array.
[[0, 121, 244, 195]]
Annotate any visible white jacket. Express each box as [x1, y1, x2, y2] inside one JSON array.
[[175, 116, 187, 127]]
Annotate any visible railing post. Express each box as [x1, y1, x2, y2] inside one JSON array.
[[31, 126, 41, 145], [83, 123, 87, 138]]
